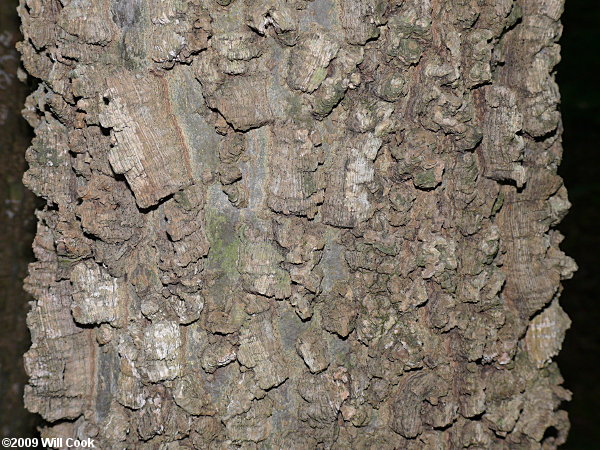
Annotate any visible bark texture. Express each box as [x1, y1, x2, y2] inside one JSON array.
[[19, 0, 576, 448]]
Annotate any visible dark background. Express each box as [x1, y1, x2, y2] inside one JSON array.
[[0, 0, 39, 439], [556, 0, 600, 447], [0, 0, 598, 447]]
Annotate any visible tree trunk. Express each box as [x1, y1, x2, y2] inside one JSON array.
[[18, 0, 576, 448]]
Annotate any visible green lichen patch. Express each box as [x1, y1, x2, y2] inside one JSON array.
[[413, 169, 440, 190], [204, 208, 241, 279]]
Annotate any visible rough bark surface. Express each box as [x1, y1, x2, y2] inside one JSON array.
[[19, 0, 576, 448]]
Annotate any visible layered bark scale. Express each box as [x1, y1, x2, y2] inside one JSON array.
[[19, 0, 576, 448]]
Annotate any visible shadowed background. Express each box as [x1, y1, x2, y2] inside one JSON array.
[[0, 0, 597, 446], [555, 0, 600, 448], [0, 0, 39, 439]]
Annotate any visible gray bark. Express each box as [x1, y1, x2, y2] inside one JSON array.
[[18, 0, 576, 448]]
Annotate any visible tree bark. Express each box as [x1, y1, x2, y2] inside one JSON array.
[[18, 0, 576, 448]]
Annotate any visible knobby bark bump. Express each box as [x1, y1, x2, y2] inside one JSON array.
[[18, 0, 576, 448]]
